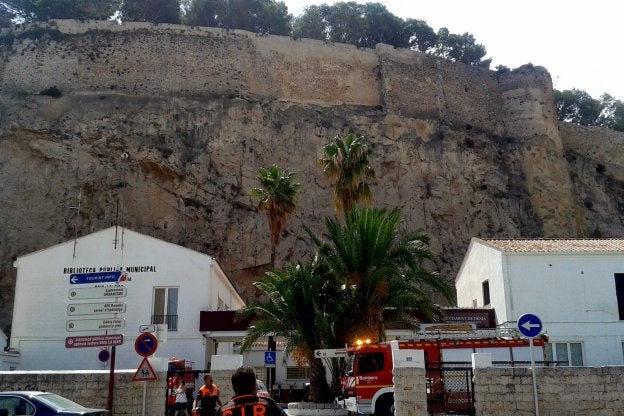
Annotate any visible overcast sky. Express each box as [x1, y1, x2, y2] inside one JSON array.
[[282, 0, 623, 100]]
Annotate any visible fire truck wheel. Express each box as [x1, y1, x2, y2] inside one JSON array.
[[374, 395, 394, 416]]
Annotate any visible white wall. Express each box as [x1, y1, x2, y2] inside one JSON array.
[[455, 241, 506, 317], [456, 241, 624, 366], [505, 253, 624, 365], [10, 227, 244, 370]]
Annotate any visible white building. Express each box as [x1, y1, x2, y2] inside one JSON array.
[[455, 238, 624, 366], [9, 226, 245, 371]]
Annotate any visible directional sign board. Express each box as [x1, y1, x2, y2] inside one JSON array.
[[132, 357, 158, 382], [65, 334, 124, 349], [264, 351, 276, 368], [66, 318, 125, 332], [68, 286, 127, 300], [69, 271, 123, 285], [135, 333, 158, 357], [314, 348, 348, 358], [517, 313, 543, 338], [67, 302, 126, 316]]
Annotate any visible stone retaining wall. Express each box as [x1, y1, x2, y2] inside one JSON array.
[[393, 366, 428, 416], [473, 366, 624, 416], [2, 366, 624, 415], [0, 370, 166, 415]]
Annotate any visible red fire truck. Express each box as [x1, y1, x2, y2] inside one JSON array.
[[167, 357, 196, 414], [340, 327, 546, 416]]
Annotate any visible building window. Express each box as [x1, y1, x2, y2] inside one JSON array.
[[286, 366, 310, 380], [482, 280, 490, 306], [152, 287, 178, 331], [545, 342, 583, 366], [615, 274, 624, 320]]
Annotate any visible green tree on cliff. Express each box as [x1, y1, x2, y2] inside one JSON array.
[[432, 28, 490, 67], [291, 4, 325, 40], [184, 0, 224, 27], [319, 133, 376, 214], [251, 165, 302, 267], [184, 0, 291, 35], [403, 17, 437, 52], [599, 93, 624, 132], [121, 0, 181, 24], [554, 89, 624, 132], [3, 0, 120, 21], [290, 2, 490, 67]]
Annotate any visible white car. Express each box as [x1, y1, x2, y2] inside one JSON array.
[[256, 380, 269, 398]]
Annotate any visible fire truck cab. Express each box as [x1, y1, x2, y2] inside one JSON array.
[[340, 327, 546, 416]]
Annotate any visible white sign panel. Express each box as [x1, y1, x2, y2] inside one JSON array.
[[314, 348, 348, 358], [66, 318, 125, 332], [68, 286, 127, 300], [67, 302, 126, 316], [139, 324, 157, 333]]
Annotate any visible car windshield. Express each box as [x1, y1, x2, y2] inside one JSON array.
[[256, 380, 267, 392], [35, 393, 88, 410]]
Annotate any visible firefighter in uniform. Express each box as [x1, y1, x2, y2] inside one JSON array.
[[216, 367, 286, 416], [195, 374, 222, 416]]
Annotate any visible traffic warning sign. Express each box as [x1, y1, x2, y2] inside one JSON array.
[[132, 357, 158, 382]]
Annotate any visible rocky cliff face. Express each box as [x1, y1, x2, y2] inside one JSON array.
[[1, 21, 623, 334]]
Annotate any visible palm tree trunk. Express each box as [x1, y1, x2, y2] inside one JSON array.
[[307, 354, 332, 403]]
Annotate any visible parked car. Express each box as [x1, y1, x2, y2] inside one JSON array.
[[256, 380, 269, 398], [0, 391, 109, 415]]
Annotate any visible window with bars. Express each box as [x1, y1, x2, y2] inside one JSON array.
[[286, 366, 310, 380], [152, 287, 179, 331], [545, 342, 583, 366]]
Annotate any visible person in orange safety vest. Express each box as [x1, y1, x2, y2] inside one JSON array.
[[195, 373, 222, 416]]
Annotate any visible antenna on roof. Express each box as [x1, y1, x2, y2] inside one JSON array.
[[70, 190, 82, 259], [114, 199, 120, 249]]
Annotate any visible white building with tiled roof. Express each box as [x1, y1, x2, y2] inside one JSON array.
[[455, 237, 624, 366]]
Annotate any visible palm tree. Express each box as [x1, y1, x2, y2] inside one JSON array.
[[250, 165, 302, 267], [310, 206, 455, 347], [318, 133, 376, 214], [240, 207, 453, 402], [237, 261, 334, 403]]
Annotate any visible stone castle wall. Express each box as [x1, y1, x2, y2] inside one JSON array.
[[1, 19, 550, 138]]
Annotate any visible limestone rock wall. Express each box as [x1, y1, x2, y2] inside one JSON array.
[[0, 21, 623, 334]]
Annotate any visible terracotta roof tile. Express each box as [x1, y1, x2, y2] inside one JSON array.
[[476, 238, 624, 253]]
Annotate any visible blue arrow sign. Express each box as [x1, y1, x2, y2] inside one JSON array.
[[517, 313, 543, 338], [264, 351, 276, 367], [69, 271, 122, 285]]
